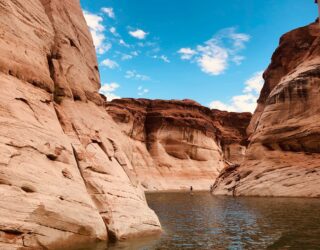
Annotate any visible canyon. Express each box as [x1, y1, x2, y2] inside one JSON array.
[[212, 21, 320, 197], [106, 98, 251, 190], [0, 0, 319, 249], [0, 0, 250, 248]]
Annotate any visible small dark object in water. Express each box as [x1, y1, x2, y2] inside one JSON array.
[[190, 186, 193, 195]]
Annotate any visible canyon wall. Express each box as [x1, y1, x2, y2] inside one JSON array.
[[0, 0, 160, 249], [107, 99, 251, 191], [213, 21, 320, 197]]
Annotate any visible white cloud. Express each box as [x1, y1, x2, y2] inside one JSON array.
[[229, 32, 250, 49], [119, 39, 130, 47], [209, 101, 235, 112], [100, 83, 119, 92], [83, 10, 111, 54], [138, 41, 158, 48], [109, 27, 119, 37], [244, 71, 264, 94], [178, 48, 197, 60], [99, 83, 120, 101], [138, 86, 149, 96], [125, 70, 150, 81], [129, 29, 148, 40], [209, 71, 264, 113], [101, 58, 119, 69], [110, 27, 116, 34], [178, 28, 250, 76], [230, 93, 258, 112], [232, 55, 245, 65], [101, 7, 115, 19], [152, 55, 170, 63], [197, 45, 228, 75], [160, 55, 170, 63], [121, 54, 133, 60], [115, 50, 139, 61]]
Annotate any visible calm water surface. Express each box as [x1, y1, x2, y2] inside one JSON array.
[[74, 192, 320, 250]]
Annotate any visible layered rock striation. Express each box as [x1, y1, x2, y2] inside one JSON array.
[[107, 99, 251, 191], [213, 21, 320, 197], [0, 0, 160, 249]]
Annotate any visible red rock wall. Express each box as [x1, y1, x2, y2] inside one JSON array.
[[213, 21, 320, 197], [107, 99, 251, 191]]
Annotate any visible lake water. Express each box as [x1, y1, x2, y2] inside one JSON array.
[[75, 192, 320, 250]]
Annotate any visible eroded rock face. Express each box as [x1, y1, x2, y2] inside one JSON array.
[[107, 99, 251, 191], [213, 22, 320, 197], [0, 0, 160, 249]]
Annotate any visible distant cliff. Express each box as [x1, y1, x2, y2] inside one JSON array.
[[107, 98, 251, 190], [213, 21, 320, 197]]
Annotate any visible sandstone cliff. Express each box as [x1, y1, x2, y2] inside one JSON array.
[[213, 21, 320, 197], [0, 0, 160, 249], [106, 99, 251, 191]]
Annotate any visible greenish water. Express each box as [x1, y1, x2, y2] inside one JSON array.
[[74, 193, 320, 250]]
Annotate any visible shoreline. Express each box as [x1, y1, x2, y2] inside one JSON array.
[[145, 189, 211, 194], [145, 190, 320, 199]]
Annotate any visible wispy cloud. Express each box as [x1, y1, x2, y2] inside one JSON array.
[[178, 28, 250, 75], [138, 86, 149, 96], [129, 29, 148, 40], [152, 55, 170, 63], [119, 39, 130, 48], [131, 51, 139, 56], [101, 58, 119, 69], [115, 50, 139, 61], [121, 54, 133, 60], [209, 71, 263, 113], [125, 70, 151, 81], [101, 7, 115, 19], [109, 27, 120, 37], [178, 48, 197, 60], [83, 10, 111, 54], [100, 82, 120, 100]]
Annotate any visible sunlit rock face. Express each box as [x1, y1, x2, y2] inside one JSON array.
[[0, 0, 160, 249], [107, 99, 251, 191], [213, 21, 320, 197]]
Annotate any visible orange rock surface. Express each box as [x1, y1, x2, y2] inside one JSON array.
[[213, 21, 320, 197], [0, 0, 160, 249], [107, 99, 251, 191]]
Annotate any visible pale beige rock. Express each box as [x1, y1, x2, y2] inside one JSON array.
[[213, 22, 320, 197], [58, 100, 161, 240], [0, 73, 107, 249], [0, 0, 161, 248]]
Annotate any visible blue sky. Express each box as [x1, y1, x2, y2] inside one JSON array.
[[80, 0, 316, 112]]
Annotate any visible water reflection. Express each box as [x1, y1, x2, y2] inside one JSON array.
[[72, 193, 320, 250]]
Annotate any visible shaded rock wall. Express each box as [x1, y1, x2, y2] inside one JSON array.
[[107, 99, 251, 191], [0, 0, 160, 249], [213, 22, 320, 197]]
